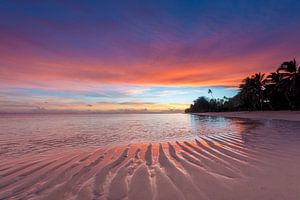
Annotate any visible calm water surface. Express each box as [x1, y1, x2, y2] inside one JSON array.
[[1, 114, 300, 200], [0, 113, 252, 158]]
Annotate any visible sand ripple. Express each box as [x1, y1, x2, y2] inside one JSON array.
[[1, 130, 300, 200]]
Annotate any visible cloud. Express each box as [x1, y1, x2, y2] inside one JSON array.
[[1, 1, 300, 88], [1, 1, 300, 112], [0, 98, 189, 113]]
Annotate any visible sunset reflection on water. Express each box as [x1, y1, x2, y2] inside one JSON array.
[[0, 113, 255, 159]]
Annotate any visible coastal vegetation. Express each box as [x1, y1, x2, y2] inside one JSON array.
[[185, 59, 300, 113]]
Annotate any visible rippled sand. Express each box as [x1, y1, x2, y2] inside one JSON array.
[[1, 121, 300, 200]]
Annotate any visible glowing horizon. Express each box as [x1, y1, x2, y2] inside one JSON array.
[[1, 1, 300, 112]]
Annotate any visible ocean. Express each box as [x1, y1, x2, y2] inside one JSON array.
[[0, 113, 249, 158]]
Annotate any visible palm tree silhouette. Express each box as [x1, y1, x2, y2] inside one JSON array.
[[186, 59, 300, 113], [239, 73, 265, 110], [208, 89, 214, 99], [276, 59, 300, 109], [277, 58, 299, 74], [264, 72, 287, 109]]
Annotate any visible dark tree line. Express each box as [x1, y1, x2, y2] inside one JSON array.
[[185, 59, 300, 113]]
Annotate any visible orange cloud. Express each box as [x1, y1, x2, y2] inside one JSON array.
[[0, 99, 189, 113], [2, 22, 300, 91]]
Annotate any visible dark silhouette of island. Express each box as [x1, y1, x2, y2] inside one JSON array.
[[185, 59, 300, 113]]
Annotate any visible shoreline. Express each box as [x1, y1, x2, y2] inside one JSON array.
[[1, 125, 300, 199], [1, 114, 300, 199], [194, 111, 300, 122]]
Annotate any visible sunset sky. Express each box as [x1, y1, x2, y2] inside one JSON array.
[[1, 0, 300, 113]]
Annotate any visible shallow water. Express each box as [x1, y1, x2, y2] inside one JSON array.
[[1, 113, 300, 199], [0, 113, 252, 158]]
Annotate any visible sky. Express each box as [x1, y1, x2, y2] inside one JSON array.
[[1, 0, 300, 113]]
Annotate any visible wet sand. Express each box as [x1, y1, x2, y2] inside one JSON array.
[[1, 118, 300, 199], [196, 111, 300, 121]]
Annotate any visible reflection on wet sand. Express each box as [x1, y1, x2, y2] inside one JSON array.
[[1, 117, 300, 199]]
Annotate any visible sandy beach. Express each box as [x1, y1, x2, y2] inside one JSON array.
[[2, 0, 300, 199], [1, 113, 300, 199]]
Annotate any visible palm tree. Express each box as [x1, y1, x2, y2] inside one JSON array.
[[276, 59, 300, 109], [264, 72, 288, 110], [277, 58, 299, 74], [185, 58, 300, 113], [239, 73, 265, 110], [208, 89, 214, 99], [265, 72, 281, 85]]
